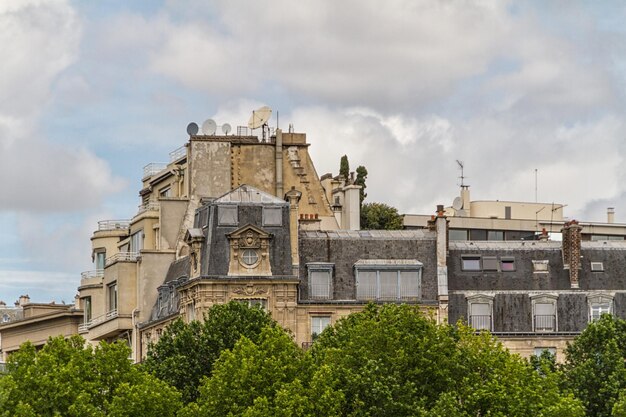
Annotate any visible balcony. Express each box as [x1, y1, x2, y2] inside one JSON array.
[[105, 252, 139, 267], [470, 315, 492, 331], [98, 220, 131, 231], [81, 270, 104, 280], [137, 201, 160, 215], [169, 146, 186, 161], [534, 315, 556, 332], [143, 163, 167, 179]]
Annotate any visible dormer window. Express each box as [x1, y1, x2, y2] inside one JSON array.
[[226, 224, 272, 276], [218, 205, 238, 226], [461, 255, 481, 271]]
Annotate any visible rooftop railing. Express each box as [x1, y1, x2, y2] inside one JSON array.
[[534, 315, 556, 332], [143, 163, 167, 178], [137, 201, 160, 214], [169, 146, 186, 161], [80, 270, 104, 280], [105, 252, 139, 267], [81, 309, 118, 330], [97, 220, 131, 231]]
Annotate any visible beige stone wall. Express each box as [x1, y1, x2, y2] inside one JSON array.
[[498, 336, 575, 362], [136, 251, 176, 323], [159, 199, 188, 250], [232, 144, 276, 195], [189, 140, 231, 198], [130, 214, 159, 251], [91, 229, 128, 263]]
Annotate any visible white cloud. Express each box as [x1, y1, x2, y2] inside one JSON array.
[[0, 0, 126, 212]]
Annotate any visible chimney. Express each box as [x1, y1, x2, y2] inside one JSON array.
[[434, 205, 449, 325], [539, 228, 549, 241], [285, 187, 302, 275], [18, 295, 30, 307], [561, 220, 582, 288], [460, 186, 471, 216], [608, 207, 615, 224]]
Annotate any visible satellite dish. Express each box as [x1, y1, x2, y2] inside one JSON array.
[[248, 106, 272, 129], [201, 119, 217, 135], [452, 197, 463, 211], [222, 123, 232, 135], [186, 122, 199, 136]]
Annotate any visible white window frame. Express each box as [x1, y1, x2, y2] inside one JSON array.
[[461, 255, 481, 271], [218, 205, 238, 226], [590, 262, 604, 272], [355, 260, 422, 301], [587, 293, 613, 322], [108, 282, 118, 313], [234, 298, 268, 311], [307, 263, 333, 300], [530, 294, 558, 332], [262, 206, 283, 226], [532, 260, 549, 273], [95, 250, 106, 271], [467, 294, 494, 331], [311, 315, 331, 340], [130, 230, 143, 253]]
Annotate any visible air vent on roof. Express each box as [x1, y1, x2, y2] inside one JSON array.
[[591, 262, 604, 272]]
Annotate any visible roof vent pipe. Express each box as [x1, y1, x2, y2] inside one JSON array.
[[608, 207, 615, 224]]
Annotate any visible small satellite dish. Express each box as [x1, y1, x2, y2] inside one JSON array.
[[201, 119, 217, 135], [186, 122, 199, 136], [452, 197, 463, 211], [222, 123, 232, 135], [248, 106, 272, 129], [457, 209, 467, 217]]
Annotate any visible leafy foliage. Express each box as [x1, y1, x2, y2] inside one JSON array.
[[339, 155, 350, 182], [0, 335, 181, 417], [360, 202, 403, 230], [355, 165, 368, 204], [143, 301, 274, 403], [561, 314, 626, 417]]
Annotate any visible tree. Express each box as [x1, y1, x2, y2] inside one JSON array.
[[0, 335, 181, 417], [561, 314, 626, 417], [339, 155, 350, 182], [360, 202, 403, 230], [355, 165, 368, 204], [143, 301, 275, 403]]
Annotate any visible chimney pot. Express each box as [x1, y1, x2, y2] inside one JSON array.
[[608, 207, 615, 224]]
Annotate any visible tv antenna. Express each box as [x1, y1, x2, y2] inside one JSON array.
[[456, 160, 466, 187], [248, 106, 272, 142]]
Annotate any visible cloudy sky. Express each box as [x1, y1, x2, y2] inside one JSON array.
[[2, 0, 626, 303]]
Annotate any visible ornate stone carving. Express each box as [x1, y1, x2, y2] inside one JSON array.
[[232, 285, 268, 296]]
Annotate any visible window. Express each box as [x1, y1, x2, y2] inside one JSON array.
[[487, 230, 504, 241], [461, 255, 481, 271], [469, 229, 487, 241], [467, 295, 493, 331], [235, 298, 267, 310], [186, 302, 196, 321], [532, 260, 549, 273], [588, 294, 613, 322], [130, 230, 143, 253], [355, 260, 422, 301], [531, 295, 557, 332], [218, 205, 238, 225], [95, 250, 106, 271], [83, 296, 92, 323], [159, 186, 172, 198], [2, 314, 10, 323], [482, 256, 498, 271], [307, 263, 333, 300], [311, 316, 331, 340], [500, 258, 516, 272], [262, 206, 282, 226], [241, 249, 259, 267], [591, 262, 604, 272], [449, 229, 468, 241], [108, 282, 118, 313], [505, 206, 512, 219], [533, 347, 557, 358]]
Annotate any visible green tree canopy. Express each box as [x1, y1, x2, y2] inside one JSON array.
[[339, 155, 350, 182], [143, 301, 274, 403], [561, 314, 626, 417], [355, 165, 368, 204], [360, 202, 403, 230], [0, 335, 181, 417]]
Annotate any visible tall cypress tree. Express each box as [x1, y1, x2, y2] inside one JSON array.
[[339, 155, 350, 182], [355, 165, 368, 204]]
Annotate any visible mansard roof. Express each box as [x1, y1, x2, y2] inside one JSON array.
[[214, 185, 286, 205], [302, 229, 434, 240]]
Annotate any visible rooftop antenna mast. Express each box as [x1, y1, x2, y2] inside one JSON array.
[[456, 160, 466, 187]]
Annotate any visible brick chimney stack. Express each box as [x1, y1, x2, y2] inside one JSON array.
[[561, 220, 582, 288]]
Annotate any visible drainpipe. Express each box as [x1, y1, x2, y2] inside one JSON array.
[[275, 129, 283, 198]]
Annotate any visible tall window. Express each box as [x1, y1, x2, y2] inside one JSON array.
[[235, 298, 267, 311], [83, 296, 92, 323], [130, 231, 143, 253], [355, 260, 421, 301], [307, 263, 333, 300], [95, 250, 106, 271], [467, 295, 493, 331], [531, 295, 557, 332], [108, 282, 118, 313], [311, 316, 331, 340], [588, 294, 613, 322]]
